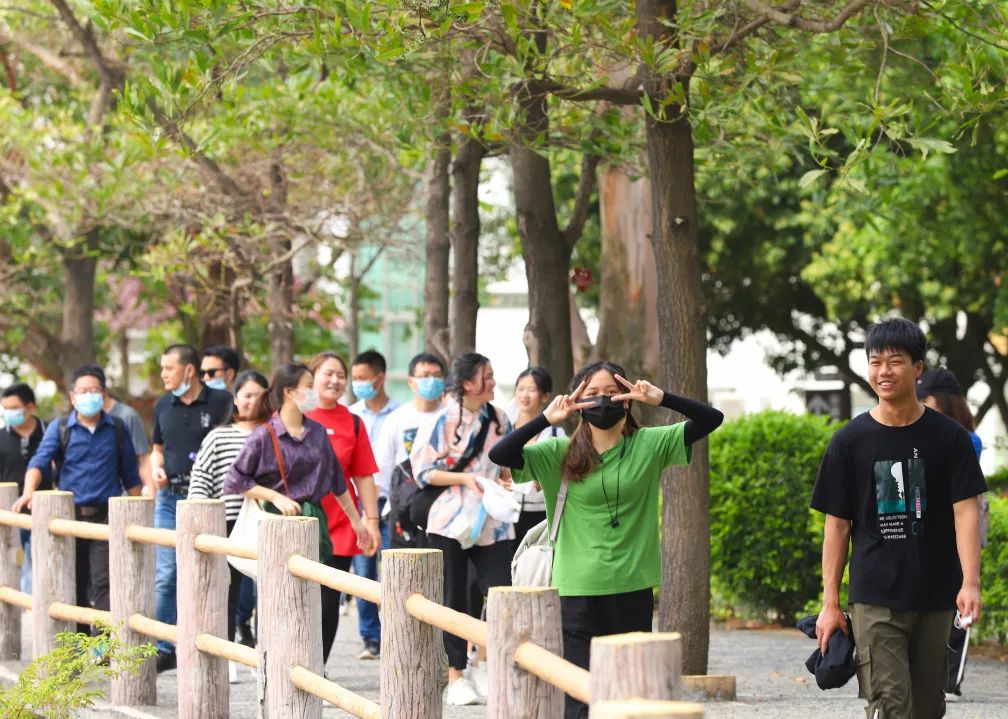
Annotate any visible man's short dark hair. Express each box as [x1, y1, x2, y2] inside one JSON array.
[[408, 352, 446, 376], [71, 364, 107, 389], [865, 318, 926, 364], [164, 343, 200, 369], [202, 345, 240, 372], [352, 350, 387, 374], [1, 382, 36, 406]]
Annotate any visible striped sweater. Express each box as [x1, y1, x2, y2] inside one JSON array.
[[188, 424, 253, 521]]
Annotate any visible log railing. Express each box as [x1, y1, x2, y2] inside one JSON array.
[[0, 484, 708, 717]]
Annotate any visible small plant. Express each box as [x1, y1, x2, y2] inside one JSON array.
[[0, 623, 156, 718]]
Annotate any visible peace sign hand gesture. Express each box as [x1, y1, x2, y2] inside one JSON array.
[[543, 380, 595, 425], [612, 375, 664, 406]]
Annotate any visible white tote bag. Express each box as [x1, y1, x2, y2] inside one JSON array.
[[227, 496, 267, 580], [511, 480, 568, 587]]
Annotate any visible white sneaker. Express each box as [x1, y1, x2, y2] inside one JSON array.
[[443, 676, 482, 706], [465, 662, 488, 698], [228, 661, 238, 684]]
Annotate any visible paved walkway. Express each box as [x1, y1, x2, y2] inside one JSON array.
[[2, 611, 1006, 717]]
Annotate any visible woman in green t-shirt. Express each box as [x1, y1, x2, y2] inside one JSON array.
[[488, 360, 723, 719]]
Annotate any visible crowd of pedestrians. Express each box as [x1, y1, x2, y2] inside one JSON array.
[[1, 320, 992, 719]]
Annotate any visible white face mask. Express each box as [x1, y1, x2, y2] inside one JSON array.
[[295, 388, 319, 414]]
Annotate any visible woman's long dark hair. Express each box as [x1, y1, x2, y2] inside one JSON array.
[[561, 361, 640, 483], [448, 352, 501, 443], [923, 391, 976, 431], [228, 369, 272, 423], [270, 363, 312, 410]]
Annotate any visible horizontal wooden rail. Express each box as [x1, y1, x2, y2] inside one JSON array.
[[0, 585, 32, 610], [125, 524, 177, 548], [0, 509, 32, 530], [287, 553, 381, 604], [592, 699, 705, 718], [514, 639, 592, 704], [49, 517, 111, 542], [289, 665, 380, 719], [196, 633, 257, 667], [128, 612, 178, 643], [405, 592, 488, 648], [194, 533, 257, 560], [49, 602, 112, 626]]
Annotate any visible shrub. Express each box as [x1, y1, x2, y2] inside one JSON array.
[[975, 494, 1008, 645], [710, 410, 840, 623]]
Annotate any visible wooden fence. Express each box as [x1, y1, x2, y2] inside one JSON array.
[[0, 484, 711, 718]]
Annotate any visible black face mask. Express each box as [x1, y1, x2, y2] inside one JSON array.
[[581, 395, 626, 430]]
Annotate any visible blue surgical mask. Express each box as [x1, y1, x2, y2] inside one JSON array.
[[352, 380, 378, 401], [74, 392, 104, 418], [205, 378, 227, 391], [415, 377, 445, 401], [2, 409, 26, 428], [172, 370, 192, 398]]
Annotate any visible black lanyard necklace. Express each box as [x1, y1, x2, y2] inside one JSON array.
[[600, 440, 627, 528]]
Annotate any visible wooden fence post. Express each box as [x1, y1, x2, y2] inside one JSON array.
[[486, 586, 563, 719], [380, 549, 444, 719], [176, 499, 229, 719], [0, 483, 21, 660], [31, 490, 75, 657], [258, 515, 322, 719], [591, 699, 704, 718], [589, 632, 683, 716], [109, 496, 157, 706]]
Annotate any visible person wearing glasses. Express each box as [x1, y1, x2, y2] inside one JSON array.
[[200, 346, 241, 393]]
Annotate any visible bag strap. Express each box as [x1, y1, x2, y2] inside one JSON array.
[[549, 479, 569, 543], [448, 405, 494, 473], [265, 423, 290, 494]]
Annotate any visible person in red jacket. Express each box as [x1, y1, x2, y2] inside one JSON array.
[[306, 351, 382, 665]]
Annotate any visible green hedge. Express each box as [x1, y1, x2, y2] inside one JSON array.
[[976, 494, 1008, 644], [709, 410, 839, 622]]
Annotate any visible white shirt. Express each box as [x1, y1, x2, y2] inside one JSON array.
[[373, 402, 445, 494]]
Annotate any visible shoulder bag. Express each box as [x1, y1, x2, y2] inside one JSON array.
[[511, 479, 569, 587]]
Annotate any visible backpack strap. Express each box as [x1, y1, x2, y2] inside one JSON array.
[[549, 479, 569, 543], [265, 424, 290, 494], [352, 414, 360, 438]]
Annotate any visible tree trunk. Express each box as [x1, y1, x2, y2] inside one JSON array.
[[512, 142, 575, 392], [59, 231, 99, 386], [450, 134, 483, 356], [267, 237, 295, 373], [638, 0, 711, 675], [424, 140, 452, 361], [197, 261, 234, 350]]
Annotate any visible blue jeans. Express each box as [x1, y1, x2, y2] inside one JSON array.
[[237, 575, 256, 624], [155, 486, 185, 653], [353, 498, 390, 644], [20, 532, 31, 595]]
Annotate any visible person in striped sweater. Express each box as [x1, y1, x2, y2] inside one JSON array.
[[188, 369, 270, 643]]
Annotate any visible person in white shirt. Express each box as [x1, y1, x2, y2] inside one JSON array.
[[505, 367, 565, 549], [375, 352, 447, 546]]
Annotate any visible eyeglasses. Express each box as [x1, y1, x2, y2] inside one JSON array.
[[200, 368, 225, 378]]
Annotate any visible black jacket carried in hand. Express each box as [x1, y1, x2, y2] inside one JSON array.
[[795, 614, 857, 690]]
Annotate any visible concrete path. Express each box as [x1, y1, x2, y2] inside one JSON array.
[[2, 611, 1006, 717]]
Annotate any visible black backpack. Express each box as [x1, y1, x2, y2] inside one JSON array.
[[53, 413, 127, 481]]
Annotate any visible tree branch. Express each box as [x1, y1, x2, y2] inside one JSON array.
[[743, 0, 875, 33], [562, 153, 601, 250], [2, 33, 85, 86], [532, 79, 643, 106], [709, 1, 801, 54]]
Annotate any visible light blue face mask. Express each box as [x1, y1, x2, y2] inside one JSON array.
[[205, 378, 227, 391], [415, 376, 445, 401], [74, 392, 104, 418], [2, 409, 26, 428], [172, 371, 192, 398], [352, 380, 378, 401]]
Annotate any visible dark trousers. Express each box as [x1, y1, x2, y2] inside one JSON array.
[[74, 505, 111, 636], [320, 554, 353, 664], [427, 534, 512, 670], [513, 510, 547, 556], [560, 588, 654, 719], [224, 519, 243, 642]]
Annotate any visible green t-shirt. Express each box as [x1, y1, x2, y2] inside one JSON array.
[[512, 423, 691, 596]]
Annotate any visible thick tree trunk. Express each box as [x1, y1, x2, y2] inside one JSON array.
[[60, 232, 99, 385], [513, 160, 575, 391], [450, 134, 483, 357], [596, 167, 660, 382], [638, 0, 711, 675], [197, 261, 235, 350], [424, 141, 452, 361], [267, 237, 295, 373]]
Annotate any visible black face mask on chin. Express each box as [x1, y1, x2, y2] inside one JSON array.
[[581, 395, 626, 430]]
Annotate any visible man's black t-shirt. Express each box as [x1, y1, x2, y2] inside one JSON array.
[[0, 420, 54, 494], [151, 386, 232, 478], [811, 407, 986, 611]]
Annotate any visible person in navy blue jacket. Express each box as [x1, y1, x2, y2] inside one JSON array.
[[13, 365, 141, 634]]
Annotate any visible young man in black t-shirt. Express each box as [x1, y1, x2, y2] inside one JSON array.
[[811, 318, 986, 719]]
